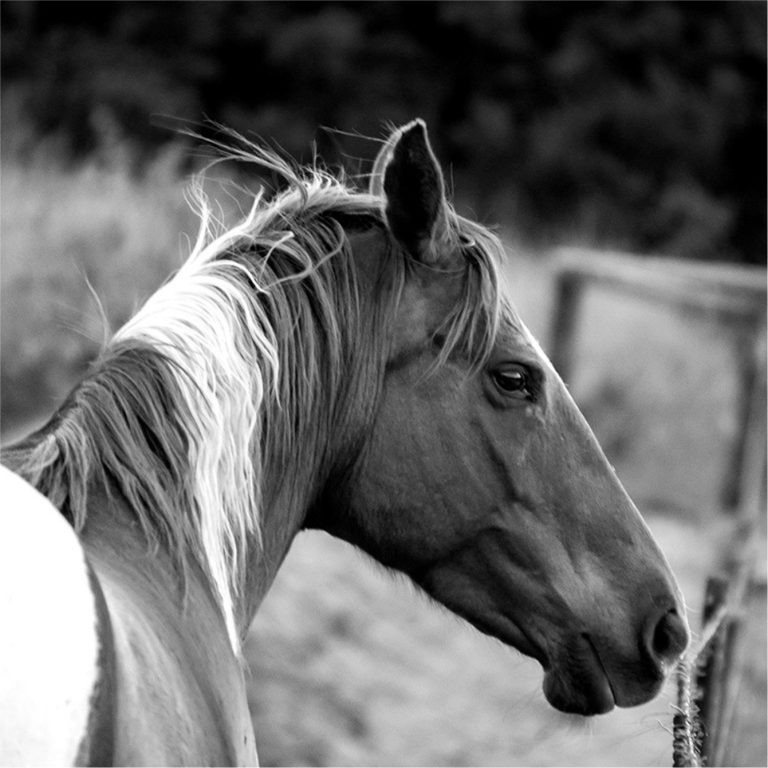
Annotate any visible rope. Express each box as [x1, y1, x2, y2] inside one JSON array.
[[672, 602, 729, 767]]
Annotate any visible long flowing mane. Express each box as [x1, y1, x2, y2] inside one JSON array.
[[3, 138, 507, 651]]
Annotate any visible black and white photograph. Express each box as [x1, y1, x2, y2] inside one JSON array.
[[1, 3, 765, 766]]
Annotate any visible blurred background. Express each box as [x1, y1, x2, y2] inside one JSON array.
[[1, 2, 765, 766]]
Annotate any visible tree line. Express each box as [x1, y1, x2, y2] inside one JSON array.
[[2, 1, 765, 262]]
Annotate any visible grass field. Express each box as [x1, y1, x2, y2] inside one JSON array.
[[1, 153, 765, 766]]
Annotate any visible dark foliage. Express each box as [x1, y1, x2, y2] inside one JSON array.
[[2, 1, 765, 262]]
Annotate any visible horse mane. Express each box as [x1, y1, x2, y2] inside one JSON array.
[[4, 137, 507, 652]]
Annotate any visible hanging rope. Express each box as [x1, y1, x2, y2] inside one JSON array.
[[672, 601, 729, 767]]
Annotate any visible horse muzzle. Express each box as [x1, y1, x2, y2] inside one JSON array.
[[542, 605, 689, 716]]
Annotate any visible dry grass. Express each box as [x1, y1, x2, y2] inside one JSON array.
[[1, 157, 765, 766], [1, 147, 198, 426]]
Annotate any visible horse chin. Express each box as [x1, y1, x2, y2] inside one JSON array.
[[541, 636, 617, 716], [542, 667, 615, 716]]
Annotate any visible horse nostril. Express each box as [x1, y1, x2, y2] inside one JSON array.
[[647, 608, 689, 666]]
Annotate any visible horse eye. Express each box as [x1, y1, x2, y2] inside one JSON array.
[[491, 365, 531, 398]]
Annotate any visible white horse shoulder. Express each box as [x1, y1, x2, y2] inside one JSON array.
[[0, 464, 99, 767]]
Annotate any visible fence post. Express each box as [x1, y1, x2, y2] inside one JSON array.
[[695, 577, 730, 763], [720, 322, 766, 511], [696, 338, 764, 764], [549, 268, 583, 384]]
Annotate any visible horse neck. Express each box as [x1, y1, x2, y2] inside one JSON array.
[[5, 217, 388, 646], [239, 482, 312, 621], [239, 326, 385, 623]]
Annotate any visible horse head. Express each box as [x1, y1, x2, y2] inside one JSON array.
[[309, 120, 688, 716]]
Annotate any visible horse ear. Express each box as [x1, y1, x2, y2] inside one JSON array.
[[372, 119, 451, 263]]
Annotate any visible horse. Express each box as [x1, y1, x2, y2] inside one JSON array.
[[0, 120, 689, 766]]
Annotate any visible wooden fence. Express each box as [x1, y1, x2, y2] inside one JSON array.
[[549, 247, 766, 513], [548, 247, 766, 767]]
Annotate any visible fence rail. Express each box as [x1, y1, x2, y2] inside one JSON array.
[[549, 247, 766, 513]]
